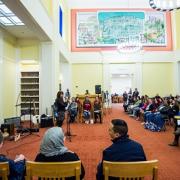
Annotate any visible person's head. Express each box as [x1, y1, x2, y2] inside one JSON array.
[[0, 132, 3, 148], [85, 96, 89, 101], [57, 91, 64, 99], [109, 119, 128, 140], [40, 127, 68, 156], [71, 97, 75, 102]]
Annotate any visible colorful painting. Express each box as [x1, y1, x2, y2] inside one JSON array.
[[142, 12, 166, 46], [76, 11, 167, 47]]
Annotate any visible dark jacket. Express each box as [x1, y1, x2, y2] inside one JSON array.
[[55, 98, 68, 112], [96, 135, 146, 180], [35, 152, 85, 180], [0, 154, 25, 180]]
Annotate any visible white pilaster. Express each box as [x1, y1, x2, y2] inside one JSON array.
[[40, 42, 59, 115], [102, 62, 111, 92], [0, 32, 3, 122], [135, 62, 143, 95]]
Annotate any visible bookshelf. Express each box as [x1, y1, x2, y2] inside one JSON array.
[[20, 71, 39, 115]]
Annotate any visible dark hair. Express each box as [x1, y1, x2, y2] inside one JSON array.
[[0, 132, 3, 144], [111, 119, 128, 136], [57, 91, 64, 99]]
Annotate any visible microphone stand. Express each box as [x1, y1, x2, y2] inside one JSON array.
[[18, 97, 40, 139], [65, 111, 76, 142]]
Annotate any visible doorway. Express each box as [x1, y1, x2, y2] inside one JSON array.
[[110, 74, 132, 95]]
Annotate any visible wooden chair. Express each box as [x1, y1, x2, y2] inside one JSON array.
[[0, 162, 9, 180], [103, 160, 158, 180], [25, 160, 81, 180]]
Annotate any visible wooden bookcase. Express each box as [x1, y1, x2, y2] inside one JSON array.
[[20, 71, 39, 115]]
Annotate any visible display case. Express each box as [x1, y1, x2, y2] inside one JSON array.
[[20, 71, 39, 115]]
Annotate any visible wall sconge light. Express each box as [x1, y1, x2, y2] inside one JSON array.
[[59, 74, 63, 82], [117, 41, 143, 54], [149, 0, 180, 11], [20, 60, 38, 64]]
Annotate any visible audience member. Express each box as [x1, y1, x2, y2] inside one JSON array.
[[83, 96, 92, 124], [0, 132, 25, 180], [35, 127, 85, 180], [96, 119, 146, 180], [68, 97, 78, 123], [75, 96, 83, 122], [93, 96, 102, 123]]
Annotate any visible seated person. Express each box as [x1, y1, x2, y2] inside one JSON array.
[[35, 127, 85, 180], [75, 96, 83, 123], [96, 119, 146, 180], [83, 96, 92, 124], [0, 132, 25, 180], [93, 96, 102, 123], [68, 97, 78, 123]]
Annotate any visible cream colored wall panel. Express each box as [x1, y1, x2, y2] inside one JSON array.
[[72, 64, 103, 96], [175, 11, 180, 50], [3, 40, 16, 62], [142, 63, 175, 97], [2, 60, 16, 118], [20, 45, 39, 61]]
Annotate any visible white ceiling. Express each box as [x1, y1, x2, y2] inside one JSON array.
[[66, 0, 151, 9], [1, 0, 151, 40], [1, 0, 50, 41]]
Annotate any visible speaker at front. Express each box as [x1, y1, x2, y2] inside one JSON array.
[[95, 85, 101, 94]]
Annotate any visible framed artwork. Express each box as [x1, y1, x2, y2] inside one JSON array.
[[72, 9, 172, 51], [76, 11, 166, 47]]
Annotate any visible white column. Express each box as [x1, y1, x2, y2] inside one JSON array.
[[0, 32, 3, 122], [102, 62, 111, 92], [40, 42, 59, 115], [174, 61, 180, 95], [134, 62, 143, 95]]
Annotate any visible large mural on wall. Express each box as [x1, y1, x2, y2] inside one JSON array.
[[76, 11, 166, 47]]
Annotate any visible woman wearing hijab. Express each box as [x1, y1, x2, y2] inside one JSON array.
[[35, 127, 85, 180]]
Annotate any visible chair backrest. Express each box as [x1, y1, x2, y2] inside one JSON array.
[[103, 160, 158, 180], [25, 160, 81, 180], [0, 162, 9, 180]]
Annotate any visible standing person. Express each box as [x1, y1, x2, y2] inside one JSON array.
[[0, 132, 25, 180], [65, 89, 71, 101], [35, 127, 85, 180], [96, 119, 146, 180], [132, 88, 139, 99], [55, 91, 68, 127], [85, 90, 90, 95]]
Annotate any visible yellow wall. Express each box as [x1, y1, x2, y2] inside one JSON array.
[[41, 0, 53, 18], [17, 39, 40, 61], [142, 62, 174, 97], [2, 39, 17, 118], [72, 64, 103, 96], [175, 11, 180, 49], [3, 38, 16, 61], [20, 45, 39, 61]]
